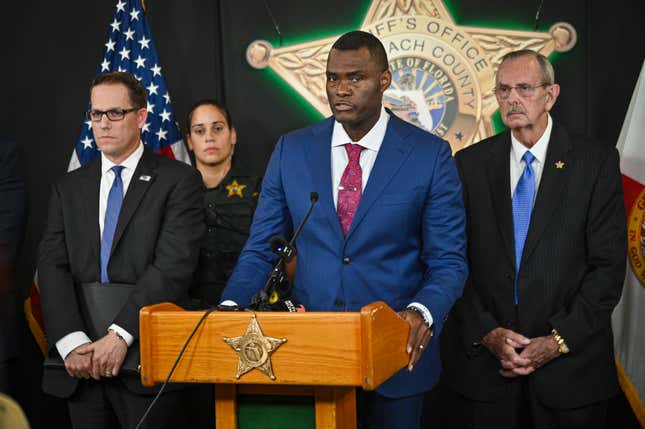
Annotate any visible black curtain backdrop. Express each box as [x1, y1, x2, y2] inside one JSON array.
[[7, 1, 644, 427]]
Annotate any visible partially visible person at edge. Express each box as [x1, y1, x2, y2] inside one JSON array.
[[0, 138, 26, 396], [186, 100, 261, 305]]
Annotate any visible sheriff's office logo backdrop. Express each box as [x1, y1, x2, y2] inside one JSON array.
[[246, 0, 576, 153]]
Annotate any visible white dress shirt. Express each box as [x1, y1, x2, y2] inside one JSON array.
[[510, 114, 552, 199], [55, 143, 143, 360], [331, 105, 389, 207]]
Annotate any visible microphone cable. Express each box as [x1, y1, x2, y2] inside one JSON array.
[[534, 0, 545, 30], [134, 306, 218, 429], [262, 0, 283, 47]]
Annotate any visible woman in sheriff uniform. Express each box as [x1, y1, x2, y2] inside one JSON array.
[[186, 99, 261, 305]]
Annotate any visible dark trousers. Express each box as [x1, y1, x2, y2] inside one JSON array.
[[67, 378, 213, 429], [357, 389, 425, 429], [441, 381, 608, 429]]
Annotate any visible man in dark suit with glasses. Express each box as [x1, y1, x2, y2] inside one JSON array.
[[440, 50, 627, 429], [38, 71, 207, 429]]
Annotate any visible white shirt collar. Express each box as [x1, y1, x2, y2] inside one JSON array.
[[510, 114, 552, 166], [331, 105, 389, 151], [101, 141, 144, 175]]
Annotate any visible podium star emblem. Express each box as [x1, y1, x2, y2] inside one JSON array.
[[246, 0, 576, 153], [224, 314, 287, 380]]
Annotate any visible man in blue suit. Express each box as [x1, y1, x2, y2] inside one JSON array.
[[222, 30, 467, 429]]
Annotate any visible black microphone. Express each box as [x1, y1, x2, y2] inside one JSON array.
[[290, 192, 318, 249], [249, 192, 318, 310], [269, 236, 295, 263], [268, 191, 319, 264], [270, 298, 306, 312]]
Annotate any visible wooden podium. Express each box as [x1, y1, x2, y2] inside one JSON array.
[[139, 302, 409, 428]]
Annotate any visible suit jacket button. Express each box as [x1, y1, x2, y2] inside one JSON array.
[[342, 257, 350, 265], [334, 299, 344, 307]]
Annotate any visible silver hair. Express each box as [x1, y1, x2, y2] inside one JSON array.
[[496, 50, 555, 85]]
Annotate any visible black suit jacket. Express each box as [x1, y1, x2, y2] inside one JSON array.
[[38, 148, 204, 397], [440, 122, 627, 409], [0, 139, 26, 362]]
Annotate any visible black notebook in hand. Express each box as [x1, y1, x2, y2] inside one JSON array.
[[44, 282, 140, 375]]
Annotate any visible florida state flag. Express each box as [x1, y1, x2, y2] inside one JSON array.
[[613, 59, 645, 428]]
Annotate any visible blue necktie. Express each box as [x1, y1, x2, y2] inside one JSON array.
[[512, 151, 536, 305], [101, 165, 125, 283]]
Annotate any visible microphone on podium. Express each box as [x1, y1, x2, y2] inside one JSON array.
[[248, 192, 318, 312]]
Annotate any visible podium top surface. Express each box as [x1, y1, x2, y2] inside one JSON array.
[[139, 302, 410, 390]]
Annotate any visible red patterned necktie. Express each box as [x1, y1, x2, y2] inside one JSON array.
[[337, 143, 364, 236]]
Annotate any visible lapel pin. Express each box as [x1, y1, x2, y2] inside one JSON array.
[[139, 174, 152, 182], [555, 161, 565, 169]]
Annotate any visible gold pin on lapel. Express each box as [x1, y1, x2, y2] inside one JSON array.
[[555, 161, 565, 169]]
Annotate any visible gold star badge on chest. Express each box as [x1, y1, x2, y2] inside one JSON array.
[[224, 314, 287, 380], [226, 180, 247, 198], [555, 161, 565, 169]]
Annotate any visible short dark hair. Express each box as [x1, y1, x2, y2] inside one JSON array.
[[330, 31, 389, 72], [186, 99, 233, 133], [497, 49, 555, 85], [90, 71, 147, 109]]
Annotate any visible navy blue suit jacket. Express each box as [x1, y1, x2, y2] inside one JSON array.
[[223, 112, 468, 398]]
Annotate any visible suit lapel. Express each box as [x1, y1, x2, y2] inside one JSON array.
[[345, 114, 413, 241], [485, 132, 515, 269], [111, 149, 157, 252], [521, 123, 572, 265], [306, 118, 345, 242], [79, 159, 102, 270]]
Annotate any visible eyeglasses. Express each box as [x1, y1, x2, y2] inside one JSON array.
[[494, 83, 549, 99], [86, 108, 138, 122]]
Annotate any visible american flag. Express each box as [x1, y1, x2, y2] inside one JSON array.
[[69, 0, 189, 169], [25, 0, 188, 354]]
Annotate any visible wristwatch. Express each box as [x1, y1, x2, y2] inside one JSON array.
[[551, 329, 570, 354], [406, 306, 434, 339], [109, 329, 127, 344]]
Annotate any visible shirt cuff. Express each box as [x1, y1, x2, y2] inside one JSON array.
[[407, 302, 434, 327], [108, 324, 134, 347], [56, 331, 91, 360], [219, 300, 238, 307]]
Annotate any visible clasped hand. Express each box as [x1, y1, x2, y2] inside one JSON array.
[[63, 330, 128, 380], [481, 327, 560, 378]]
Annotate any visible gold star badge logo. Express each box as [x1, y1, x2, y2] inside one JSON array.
[[246, 0, 576, 153], [555, 161, 565, 169], [226, 180, 247, 198], [224, 314, 287, 380]]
